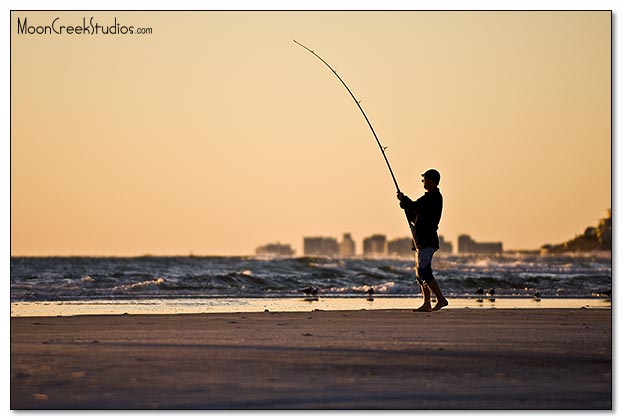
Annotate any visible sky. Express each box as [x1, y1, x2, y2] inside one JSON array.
[[10, 9, 613, 256]]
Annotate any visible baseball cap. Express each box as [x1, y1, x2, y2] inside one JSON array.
[[421, 169, 441, 184]]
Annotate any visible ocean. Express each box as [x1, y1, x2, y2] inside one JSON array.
[[11, 253, 612, 303]]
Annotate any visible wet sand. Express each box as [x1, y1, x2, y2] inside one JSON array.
[[10, 297, 612, 317], [11, 308, 611, 409]]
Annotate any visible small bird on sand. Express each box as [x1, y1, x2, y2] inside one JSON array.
[[486, 288, 496, 302], [474, 287, 485, 302], [299, 287, 319, 297], [366, 287, 374, 301]]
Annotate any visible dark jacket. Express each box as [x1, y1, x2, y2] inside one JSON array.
[[399, 188, 443, 250]]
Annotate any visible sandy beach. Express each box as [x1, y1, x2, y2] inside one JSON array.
[[10, 308, 611, 409]]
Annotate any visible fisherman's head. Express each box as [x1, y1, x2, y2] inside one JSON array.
[[421, 169, 440, 191]]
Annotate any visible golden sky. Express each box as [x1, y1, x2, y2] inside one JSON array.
[[10, 10, 612, 256]]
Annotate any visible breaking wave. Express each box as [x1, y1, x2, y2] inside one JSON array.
[[10, 253, 611, 302]]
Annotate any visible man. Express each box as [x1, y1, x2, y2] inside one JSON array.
[[397, 169, 448, 312]]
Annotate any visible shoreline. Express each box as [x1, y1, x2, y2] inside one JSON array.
[[11, 308, 611, 409], [10, 296, 611, 318]]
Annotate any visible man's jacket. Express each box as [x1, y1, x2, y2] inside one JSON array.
[[399, 189, 443, 250]]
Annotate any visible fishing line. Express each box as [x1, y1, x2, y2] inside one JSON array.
[[294, 40, 415, 240], [294, 40, 401, 193]]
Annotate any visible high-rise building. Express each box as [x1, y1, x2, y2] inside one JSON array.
[[255, 243, 295, 257], [363, 234, 387, 257], [458, 234, 502, 254], [439, 235, 453, 254], [339, 233, 356, 257], [303, 236, 339, 257], [388, 237, 413, 256]]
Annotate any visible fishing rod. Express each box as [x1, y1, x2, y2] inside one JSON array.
[[294, 40, 416, 239], [294, 40, 401, 193]]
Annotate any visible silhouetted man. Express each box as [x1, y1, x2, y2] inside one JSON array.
[[397, 169, 448, 312]]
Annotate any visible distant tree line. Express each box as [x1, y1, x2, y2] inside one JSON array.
[[541, 209, 612, 254]]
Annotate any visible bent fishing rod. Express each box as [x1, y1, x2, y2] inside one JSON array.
[[294, 40, 415, 237], [294, 40, 401, 193]]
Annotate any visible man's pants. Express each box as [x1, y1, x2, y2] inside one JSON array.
[[415, 247, 437, 286]]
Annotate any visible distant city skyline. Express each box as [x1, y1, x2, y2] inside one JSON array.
[[256, 232, 503, 257], [257, 207, 612, 258]]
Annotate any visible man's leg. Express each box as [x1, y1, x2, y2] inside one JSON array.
[[414, 282, 432, 312], [427, 279, 448, 311], [413, 248, 432, 312], [414, 247, 448, 312]]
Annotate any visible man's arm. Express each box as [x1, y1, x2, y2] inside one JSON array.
[[397, 192, 416, 210], [397, 192, 419, 224]]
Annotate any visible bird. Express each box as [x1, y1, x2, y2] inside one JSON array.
[[486, 288, 496, 303], [299, 287, 319, 299], [474, 287, 485, 303], [366, 287, 375, 301]]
